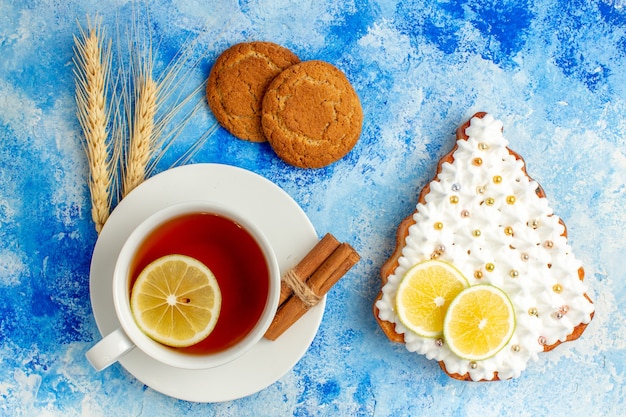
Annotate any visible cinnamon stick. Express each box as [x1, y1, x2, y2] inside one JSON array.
[[264, 242, 360, 341], [278, 233, 340, 305]]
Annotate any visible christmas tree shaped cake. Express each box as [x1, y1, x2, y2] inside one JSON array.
[[374, 112, 594, 381]]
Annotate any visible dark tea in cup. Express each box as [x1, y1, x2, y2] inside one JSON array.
[[86, 200, 279, 371], [129, 212, 270, 354]]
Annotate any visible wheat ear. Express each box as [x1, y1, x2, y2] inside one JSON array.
[[73, 17, 112, 234], [123, 73, 157, 196]]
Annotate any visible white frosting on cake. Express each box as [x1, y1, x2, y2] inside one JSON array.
[[376, 113, 595, 381]]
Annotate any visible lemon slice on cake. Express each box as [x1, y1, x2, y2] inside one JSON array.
[[130, 254, 222, 347], [443, 284, 516, 361], [395, 260, 469, 338]]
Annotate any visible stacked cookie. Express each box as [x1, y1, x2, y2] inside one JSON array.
[[207, 42, 363, 168]]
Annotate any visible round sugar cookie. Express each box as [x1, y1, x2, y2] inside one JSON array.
[[261, 60, 363, 168], [207, 41, 300, 142]]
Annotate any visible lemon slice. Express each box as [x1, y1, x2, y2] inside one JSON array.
[[443, 284, 516, 361], [395, 260, 469, 337], [130, 254, 221, 347]]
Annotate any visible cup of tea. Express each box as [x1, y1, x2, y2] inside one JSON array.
[[85, 200, 281, 371]]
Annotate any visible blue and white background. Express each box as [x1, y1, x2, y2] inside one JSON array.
[[1, 0, 625, 415]]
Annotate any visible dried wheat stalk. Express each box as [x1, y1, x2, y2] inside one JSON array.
[[121, 14, 209, 194], [75, 10, 221, 219], [73, 17, 112, 234], [123, 73, 157, 196]]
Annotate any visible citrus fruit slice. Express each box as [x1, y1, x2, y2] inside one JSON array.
[[395, 260, 469, 337], [130, 254, 222, 347], [443, 284, 516, 361]]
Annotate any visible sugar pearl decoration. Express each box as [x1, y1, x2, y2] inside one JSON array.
[[511, 344, 521, 352], [472, 229, 482, 237], [476, 186, 486, 194], [473, 157, 483, 166], [485, 263, 495, 272], [485, 197, 495, 206], [554, 305, 570, 319], [474, 270, 483, 279], [504, 226, 514, 236], [529, 219, 540, 229], [431, 244, 446, 259], [469, 361, 478, 369], [493, 175, 502, 184], [449, 195, 459, 204], [538, 336, 547, 346], [521, 252, 530, 261], [478, 142, 489, 151], [461, 210, 470, 218], [435, 338, 444, 347], [451, 183, 461, 192], [528, 307, 539, 316], [506, 195, 516, 205], [434, 222, 444, 230], [544, 240, 554, 248], [509, 269, 519, 278], [553, 284, 563, 293]]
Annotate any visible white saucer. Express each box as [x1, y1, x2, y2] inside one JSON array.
[[89, 163, 325, 402]]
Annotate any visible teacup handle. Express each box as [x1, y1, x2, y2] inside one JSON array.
[[86, 327, 135, 371]]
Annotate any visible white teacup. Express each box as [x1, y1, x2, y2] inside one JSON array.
[[86, 201, 281, 371]]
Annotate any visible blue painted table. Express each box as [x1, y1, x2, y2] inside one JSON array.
[[1, 1, 624, 416]]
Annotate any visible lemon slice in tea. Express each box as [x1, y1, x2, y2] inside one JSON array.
[[395, 260, 469, 337], [443, 284, 516, 361], [130, 254, 222, 347]]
